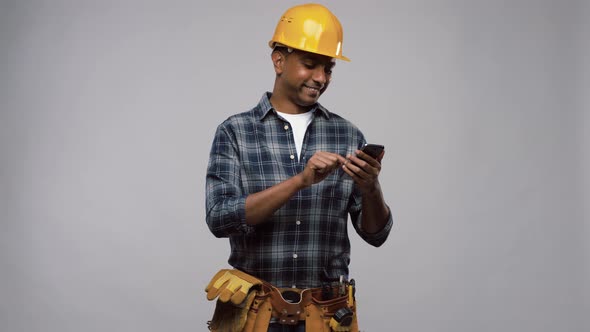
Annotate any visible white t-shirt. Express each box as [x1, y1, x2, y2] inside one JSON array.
[[276, 110, 314, 161]]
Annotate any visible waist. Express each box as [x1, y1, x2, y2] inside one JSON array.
[[228, 266, 350, 290]]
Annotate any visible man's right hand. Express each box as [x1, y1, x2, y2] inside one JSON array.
[[299, 151, 346, 187], [244, 151, 345, 226]]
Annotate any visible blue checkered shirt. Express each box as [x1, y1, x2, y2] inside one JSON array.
[[206, 93, 393, 288]]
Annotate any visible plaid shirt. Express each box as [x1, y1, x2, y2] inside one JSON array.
[[206, 93, 393, 288]]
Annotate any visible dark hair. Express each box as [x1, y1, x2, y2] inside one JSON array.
[[272, 46, 294, 57]]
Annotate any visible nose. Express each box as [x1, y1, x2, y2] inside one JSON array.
[[312, 66, 328, 86]]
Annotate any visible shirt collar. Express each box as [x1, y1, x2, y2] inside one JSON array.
[[256, 92, 330, 121]]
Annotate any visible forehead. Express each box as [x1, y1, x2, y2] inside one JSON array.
[[294, 50, 336, 65]]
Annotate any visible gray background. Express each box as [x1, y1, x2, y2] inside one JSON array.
[[1, 0, 588, 331]]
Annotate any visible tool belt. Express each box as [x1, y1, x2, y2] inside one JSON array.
[[205, 269, 359, 332]]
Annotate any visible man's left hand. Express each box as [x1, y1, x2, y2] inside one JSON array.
[[341, 149, 385, 194]]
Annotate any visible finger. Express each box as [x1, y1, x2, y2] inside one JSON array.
[[310, 157, 340, 174], [344, 155, 374, 181], [207, 279, 229, 301], [314, 152, 344, 168], [376, 150, 385, 163], [355, 150, 380, 167], [309, 159, 329, 173], [227, 284, 244, 304], [230, 288, 248, 305], [341, 163, 370, 184], [341, 163, 355, 178], [218, 280, 242, 302], [342, 157, 364, 178], [206, 270, 230, 292], [352, 152, 381, 175], [345, 154, 368, 173], [321, 151, 347, 164], [218, 287, 235, 303], [226, 281, 243, 293]]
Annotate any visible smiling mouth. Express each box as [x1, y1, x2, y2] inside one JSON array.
[[303, 85, 321, 93]]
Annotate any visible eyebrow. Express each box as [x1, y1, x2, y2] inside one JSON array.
[[301, 55, 336, 68]]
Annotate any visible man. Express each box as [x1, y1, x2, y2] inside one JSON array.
[[205, 3, 393, 331]]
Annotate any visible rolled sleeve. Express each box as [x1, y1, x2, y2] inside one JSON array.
[[353, 207, 393, 247], [205, 124, 256, 237], [206, 192, 255, 237], [349, 186, 393, 247]]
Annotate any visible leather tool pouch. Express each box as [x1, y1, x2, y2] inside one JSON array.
[[268, 286, 359, 332], [309, 289, 359, 332], [312, 295, 358, 332], [208, 291, 257, 331]]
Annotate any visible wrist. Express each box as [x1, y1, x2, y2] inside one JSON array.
[[362, 181, 382, 197], [293, 173, 310, 190]]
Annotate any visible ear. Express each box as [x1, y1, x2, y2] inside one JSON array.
[[271, 49, 285, 75]]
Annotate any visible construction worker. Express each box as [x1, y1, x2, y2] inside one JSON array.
[[205, 3, 393, 331]]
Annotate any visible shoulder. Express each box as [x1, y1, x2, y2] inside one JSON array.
[[215, 107, 260, 134], [217, 94, 271, 129], [320, 107, 365, 138], [326, 110, 358, 127]]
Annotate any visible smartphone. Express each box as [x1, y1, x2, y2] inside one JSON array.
[[361, 143, 384, 159]]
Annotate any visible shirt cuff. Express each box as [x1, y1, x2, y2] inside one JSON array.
[[235, 195, 256, 235], [355, 206, 393, 247]]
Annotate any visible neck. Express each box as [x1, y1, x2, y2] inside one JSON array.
[[269, 90, 312, 115]]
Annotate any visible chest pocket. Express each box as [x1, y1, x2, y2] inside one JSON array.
[[314, 171, 354, 207]]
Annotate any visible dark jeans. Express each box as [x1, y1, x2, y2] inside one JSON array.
[[267, 322, 306, 332]]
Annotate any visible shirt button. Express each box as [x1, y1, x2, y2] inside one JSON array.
[[293, 253, 298, 259], [296, 220, 301, 225], [284, 124, 289, 130], [290, 154, 295, 160]]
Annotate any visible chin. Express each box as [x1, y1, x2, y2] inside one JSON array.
[[298, 94, 321, 106], [298, 99, 318, 107]]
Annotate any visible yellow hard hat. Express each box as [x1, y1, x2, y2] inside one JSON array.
[[268, 3, 350, 62]]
